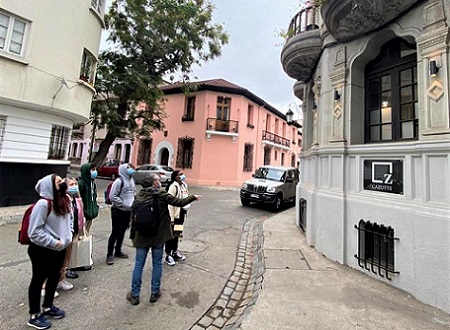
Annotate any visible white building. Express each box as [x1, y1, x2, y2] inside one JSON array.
[[282, 0, 450, 313], [0, 0, 104, 206]]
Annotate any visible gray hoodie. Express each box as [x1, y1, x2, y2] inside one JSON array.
[[109, 164, 136, 211], [28, 174, 72, 250]]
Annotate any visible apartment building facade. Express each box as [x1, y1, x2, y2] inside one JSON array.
[[131, 79, 302, 187], [0, 0, 104, 206]]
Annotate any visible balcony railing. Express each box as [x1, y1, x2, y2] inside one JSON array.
[[206, 118, 239, 133], [288, 5, 320, 39], [262, 130, 290, 148]]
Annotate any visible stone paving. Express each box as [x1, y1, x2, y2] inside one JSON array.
[[190, 217, 265, 330]]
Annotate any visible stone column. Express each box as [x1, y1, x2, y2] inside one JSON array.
[[417, 1, 450, 137], [329, 46, 348, 143]]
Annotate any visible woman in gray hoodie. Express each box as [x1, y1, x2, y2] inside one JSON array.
[[26, 174, 72, 330]]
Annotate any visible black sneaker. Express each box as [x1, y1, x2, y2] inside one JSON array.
[[126, 291, 140, 305], [106, 255, 114, 265], [66, 269, 79, 279], [27, 314, 51, 329], [172, 251, 186, 261], [150, 291, 161, 303], [114, 252, 129, 259], [41, 306, 65, 319]]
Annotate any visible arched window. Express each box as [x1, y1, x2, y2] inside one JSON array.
[[365, 38, 418, 142]]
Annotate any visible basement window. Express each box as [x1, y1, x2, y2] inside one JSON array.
[[354, 219, 399, 280]]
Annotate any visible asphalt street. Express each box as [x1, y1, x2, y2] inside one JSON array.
[[0, 186, 272, 330]]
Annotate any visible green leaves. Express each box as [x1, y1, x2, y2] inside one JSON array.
[[93, 0, 228, 141]]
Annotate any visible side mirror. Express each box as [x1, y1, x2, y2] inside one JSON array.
[[252, 174, 255, 177]]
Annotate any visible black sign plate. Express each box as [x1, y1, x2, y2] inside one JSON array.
[[363, 160, 403, 194]]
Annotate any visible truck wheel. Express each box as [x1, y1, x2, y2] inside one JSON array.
[[241, 198, 250, 207], [272, 194, 283, 212]]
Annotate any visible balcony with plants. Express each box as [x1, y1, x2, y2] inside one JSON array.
[[281, 4, 323, 83], [205, 117, 239, 142]]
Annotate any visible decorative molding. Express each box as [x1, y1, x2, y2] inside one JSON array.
[[427, 79, 444, 102], [333, 103, 343, 119], [423, 1, 446, 32], [417, 28, 450, 56]]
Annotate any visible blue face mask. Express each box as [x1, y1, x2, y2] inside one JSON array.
[[90, 170, 98, 179], [179, 174, 186, 181], [127, 168, 135, 176], [68, 185, 79, 195]]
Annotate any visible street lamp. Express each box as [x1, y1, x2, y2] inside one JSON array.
[[286, 109, 294, 124]]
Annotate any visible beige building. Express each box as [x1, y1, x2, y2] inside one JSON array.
[[0, 0, 104, 206]]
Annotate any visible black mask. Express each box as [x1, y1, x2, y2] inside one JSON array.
[[58, 182, 68, 195]]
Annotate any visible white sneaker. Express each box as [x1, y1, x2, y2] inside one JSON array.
[[165, 255, 176, 266], [172, 251, 186, 261], [57, 280, 73, 291], [41, 289, 59, 298]]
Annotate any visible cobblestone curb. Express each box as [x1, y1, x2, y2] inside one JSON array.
[[190, 217, 265, 330]]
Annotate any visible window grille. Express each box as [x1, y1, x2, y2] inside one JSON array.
[[263, 145, 271, 165], [354, 219, 399, 280], [243, 143, 254, 172], [137, 138, 152, 165], [48, 125, 70, 160], [176, 136, 194, 169], [0, 116, 6, 153]]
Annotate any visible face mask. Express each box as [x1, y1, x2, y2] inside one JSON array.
[[90, 170, 98, 179], [127, 168, 135, 176], [68, 185, 79, 195], [179, 174, 186, 181], [58, 182, 68, 195]]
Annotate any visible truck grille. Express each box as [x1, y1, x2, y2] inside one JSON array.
[[247, 185, 267, 193]]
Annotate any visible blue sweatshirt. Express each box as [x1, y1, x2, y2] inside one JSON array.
[[28, 174, 72, 250]]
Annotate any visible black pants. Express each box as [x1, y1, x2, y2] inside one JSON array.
[[165, 235, 179, 256], [28, 243, 66, 315], [107, 207, 131, 257]]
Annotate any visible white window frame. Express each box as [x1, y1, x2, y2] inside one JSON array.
[[80, 48, 97, 85], [0, 10, 29, 57]]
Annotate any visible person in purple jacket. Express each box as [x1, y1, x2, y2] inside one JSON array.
[[26, 174, 72, 330]]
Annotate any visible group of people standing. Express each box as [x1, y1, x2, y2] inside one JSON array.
[[25, 162, 200, 329]]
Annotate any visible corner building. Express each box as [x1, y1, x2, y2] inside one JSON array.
[[0, 0, 104, 206], [131, 79, 302, 187], [281, 0, 450, 312]]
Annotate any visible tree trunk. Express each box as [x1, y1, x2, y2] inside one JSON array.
[[90, 101, 128, 168], [91, 132, 117, 168]]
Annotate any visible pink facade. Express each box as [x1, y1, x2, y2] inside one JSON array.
[[130, 79, 302, 187]]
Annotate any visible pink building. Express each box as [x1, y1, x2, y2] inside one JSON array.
[[130, 79, 302, 187]]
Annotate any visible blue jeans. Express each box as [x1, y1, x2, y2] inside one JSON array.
[[131, 244, 163, 297]]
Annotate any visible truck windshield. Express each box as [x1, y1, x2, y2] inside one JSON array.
[[254, 168, 285, 182]]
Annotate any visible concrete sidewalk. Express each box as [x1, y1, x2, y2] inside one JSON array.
[[240, 208, 450, 330]]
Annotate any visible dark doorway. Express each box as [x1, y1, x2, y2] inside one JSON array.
[[160, 148, 169, 165]]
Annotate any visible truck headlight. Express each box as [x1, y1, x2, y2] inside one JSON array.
[[241, 183, 248, 189], [267, 187, 276, 193]]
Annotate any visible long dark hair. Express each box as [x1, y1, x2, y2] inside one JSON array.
[[52, 174, 70, 216], [171, 170, 181, 183]]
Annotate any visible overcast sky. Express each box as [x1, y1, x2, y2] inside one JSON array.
[[102, 0, 304, 117], [190, 0, 302, 116]]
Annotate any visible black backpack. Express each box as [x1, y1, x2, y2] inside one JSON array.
[[132, 195, 160, 236]]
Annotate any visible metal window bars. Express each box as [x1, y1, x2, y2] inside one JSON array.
[[0, 116, 5, 154], [354, 219, 399, 280]]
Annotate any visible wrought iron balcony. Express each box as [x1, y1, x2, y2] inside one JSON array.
[[206, 118, 239, 133], [262, 130, 290, 149], [321, 0, 424, 41], [281, 5, 322, 83]]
